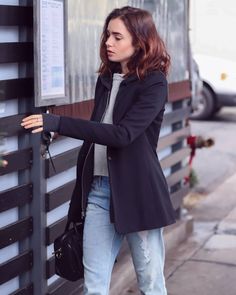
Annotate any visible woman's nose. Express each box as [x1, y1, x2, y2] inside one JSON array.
[[105, 36, 112, 47]]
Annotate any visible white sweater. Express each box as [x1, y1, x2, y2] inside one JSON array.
[[93, 73, 124, 176]]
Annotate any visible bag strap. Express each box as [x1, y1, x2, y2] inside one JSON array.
[[65, 220, 71, 232], [65, 218, 84, 233]]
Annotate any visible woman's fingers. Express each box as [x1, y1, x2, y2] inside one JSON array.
[[21, 114, 43, 123], [22, 114, 38, 121], [22, 121, 43, 129], [32, 127, 43, 133], [21, 114, 43, 132]]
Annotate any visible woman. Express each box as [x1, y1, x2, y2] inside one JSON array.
[[22, 6, 176, 295]]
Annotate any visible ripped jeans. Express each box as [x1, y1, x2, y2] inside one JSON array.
[[83, 176, 167, 295]]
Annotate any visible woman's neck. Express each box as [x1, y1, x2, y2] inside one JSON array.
[[121, 62, 128, 75]]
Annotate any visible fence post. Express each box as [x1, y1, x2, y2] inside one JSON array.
[[19, 1, 48, 294]]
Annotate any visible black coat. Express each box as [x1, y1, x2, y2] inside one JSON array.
[[44, 70, 176, 234]]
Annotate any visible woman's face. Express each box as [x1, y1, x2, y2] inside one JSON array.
[[105, 18, 135, 74]]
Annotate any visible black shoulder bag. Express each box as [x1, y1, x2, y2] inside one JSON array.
[[53, 220, 84, 281]]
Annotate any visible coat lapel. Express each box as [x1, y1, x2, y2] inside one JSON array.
[[97, 73, 139, 123]]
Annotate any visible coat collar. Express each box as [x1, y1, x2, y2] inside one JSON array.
[[100, 72, 139, 89]]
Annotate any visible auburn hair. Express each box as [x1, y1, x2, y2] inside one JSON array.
[[98, 6, 171, 79]]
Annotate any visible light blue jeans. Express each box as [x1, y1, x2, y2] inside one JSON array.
[[83, 175, 167, 295]]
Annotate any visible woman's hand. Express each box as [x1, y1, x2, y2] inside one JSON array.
[[21, 114, 43, 133]]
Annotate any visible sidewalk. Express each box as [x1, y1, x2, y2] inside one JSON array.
[[113, 172, 236, 295], [165, 172, 236, 295]]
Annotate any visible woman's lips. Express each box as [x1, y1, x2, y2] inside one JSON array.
[[107, 50, 115, 56]]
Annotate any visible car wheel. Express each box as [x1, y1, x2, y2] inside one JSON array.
[[190, 85, 215, 120], [213, 105, 222, 115]]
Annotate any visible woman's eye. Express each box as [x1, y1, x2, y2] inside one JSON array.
[[115, 37, 122, 41]]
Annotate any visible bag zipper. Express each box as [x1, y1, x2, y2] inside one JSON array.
[[81, 90, 111, 219], [81, 144, 93, 219]]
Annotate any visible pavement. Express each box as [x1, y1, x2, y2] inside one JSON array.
[[111, 172, 236, 295], [165, 172, 236, 295]]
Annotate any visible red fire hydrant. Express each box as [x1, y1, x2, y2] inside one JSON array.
[[185, 135, 214, 185]]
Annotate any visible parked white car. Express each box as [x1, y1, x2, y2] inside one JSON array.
[[190, 54, 236, 120], [190, 58, 203, 112]]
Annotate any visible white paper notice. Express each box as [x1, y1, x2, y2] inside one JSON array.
[[40, 0, 65, 97]]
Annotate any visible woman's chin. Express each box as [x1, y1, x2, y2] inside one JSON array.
[[108, 57, 118, 62]]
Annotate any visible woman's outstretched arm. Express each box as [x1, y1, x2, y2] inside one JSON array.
[[21, 75, 167, 148]]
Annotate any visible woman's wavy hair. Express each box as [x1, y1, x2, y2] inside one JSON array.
[[98, 6, 171, 79]]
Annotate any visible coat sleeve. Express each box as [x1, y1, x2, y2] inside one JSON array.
[[43, 75, 167, 148]]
